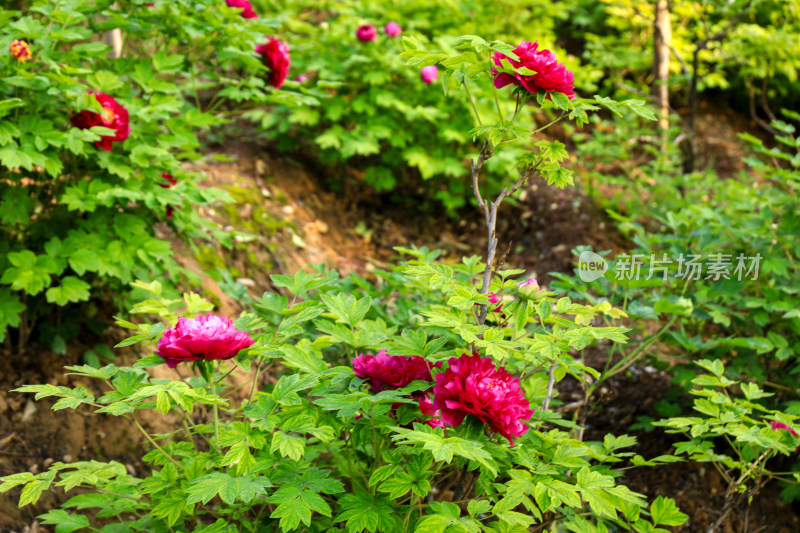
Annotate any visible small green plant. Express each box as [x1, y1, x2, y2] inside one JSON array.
[[656, 359, 800, 532]]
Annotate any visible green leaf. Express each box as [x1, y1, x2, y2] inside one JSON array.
[[0, 288, 25, 331], [650, 496, 688, 526], [67, 248, 102, 276], [623, 99, 657, 121], [320, 293, 371, 327], [272, 374, 319, 405], [271, 431, 305, 461], [38, 510, 90, 533], [186, 473, 269, 505], [0, 141, 34, 170], [549, 91, 571, 111], [335, 492, 400, 533], [45, 276, 91, 306], [467, 499, 490, 517], [1, 250, 58, 295], [153, 52, 185, 72]]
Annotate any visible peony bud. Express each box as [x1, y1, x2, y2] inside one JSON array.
[[384, 21, 402, 38], [420, 65, 438, 85], [356, 24, 377, 42], [519, 277, 540, 297]]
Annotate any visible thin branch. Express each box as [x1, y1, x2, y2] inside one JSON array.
[[542, 363, 557, 411]]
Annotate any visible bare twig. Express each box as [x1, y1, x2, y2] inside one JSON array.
[[542, 362, 557, 411]]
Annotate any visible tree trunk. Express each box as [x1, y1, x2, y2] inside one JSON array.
[[653, 0, 672, 148]]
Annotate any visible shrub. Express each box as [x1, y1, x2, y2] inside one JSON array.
[[0, 0, 310, 351]]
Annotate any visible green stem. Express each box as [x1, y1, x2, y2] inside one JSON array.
[[531, 112, 567, 135], [131, 416, 184, 471], [492, 84, 505, 126], [211, 367, 221, 444], [462, 80, 483, 126]]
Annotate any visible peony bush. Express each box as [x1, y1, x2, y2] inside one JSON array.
[[1, 26, 697, 531], [0, 0, 311, 353]]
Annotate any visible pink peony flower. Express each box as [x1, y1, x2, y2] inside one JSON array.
[[420, 65, 438, 85], [770, 420, 799, 437], [419, 396, 445, 428], [384, 21, 402, 38], [70, 92, 130, 151], [519, 278, 539, 288], [226, 0, 257, 18], [492, 40, 575, 99], [255, 36, 290, 89], [432, 353, 533, 444], [10, 39, 32, 62], [156, 314, 254, 368], [356, 25, 377, 42], [352, 350, 439, 393], [295, 74, 309, 83]]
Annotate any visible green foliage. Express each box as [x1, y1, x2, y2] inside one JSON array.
[[253, 0, 591, 213], [0, 0, 311, 348], [1, 257, 686, 531]]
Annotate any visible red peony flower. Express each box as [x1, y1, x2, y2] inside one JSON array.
[[226, 0, 257, 19], [432, 353, 533, 444], [384, 21, 402, 38], [356, 24, 377, 42], [255, 36, 290, 89], [419, 396, 445, 428], [70, 92, 130, 151], [492, 40, 575, 99], [157, 314, 254, 368], [420, 65, 438, 85], [159, 172, 178, 219], [352, 350, 439, 393], [10, 39, 32, 62], [770, 420, 799, 437]]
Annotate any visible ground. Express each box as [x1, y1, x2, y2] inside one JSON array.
[[1, 109, 797, 532]]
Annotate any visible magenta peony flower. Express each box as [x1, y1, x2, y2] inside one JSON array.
[[432, 353, 533, 444], [356, 24, 377, 42], [70, 92, 130, 151], [157, 314, 254, 368], [226, 0, 257, 18], [255, 36, 290, 89], [352, 350, 439, 393], [419, 396, 445, 428], [492, 40, 575, 99], [10, 39, 32, 62], [770, 420, 799, 437], [488, 292, 504, 312], [420, 65, 438, 85], [384, 21, 402, 38]]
